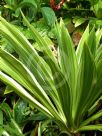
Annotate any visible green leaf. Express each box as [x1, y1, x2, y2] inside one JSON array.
[[91, 60, 102, 104], [77, 124, 102, 132], [95, 44, 102, 63], [14, 99, 28, 124], [0, 110, 3, 126], [74, 18, 87, 27], [74, 44, 96, 124], [0, 129, 10, 136], [81, 59, 102, 115], [41, 7, 57, 27], [88, 96, 102, 116], [92, 0, 102, 19], [28, 112, 47, 121], [56, 20, 78, 119], [38, 122, 42, 136], [96, 8, 102, 19], [76, 25, 89, 63], [87, 27, 96, 57], [96, 28, 102, 48], [4, 85, 14, 94], [19, 0, 37, 8], [0, 102, 12, 120], [80, 109, 102, 127], [8, 119, 24, 136], [33, 36, 54, 52]]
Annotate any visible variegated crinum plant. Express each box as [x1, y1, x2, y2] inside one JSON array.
[[0, 13, 102, 135]]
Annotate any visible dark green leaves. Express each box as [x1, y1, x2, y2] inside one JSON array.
[[41, 7, 57, 27]]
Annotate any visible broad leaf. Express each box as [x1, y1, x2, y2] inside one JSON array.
[[41, 7, 57, 27]]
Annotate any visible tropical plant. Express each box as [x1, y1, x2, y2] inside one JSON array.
[[0, 13, 102, 135]]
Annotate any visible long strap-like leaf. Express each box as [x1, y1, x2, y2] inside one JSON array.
[[74, 44, 96, 125]]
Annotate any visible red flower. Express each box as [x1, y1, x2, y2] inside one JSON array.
[[50, 0, 65, 11]]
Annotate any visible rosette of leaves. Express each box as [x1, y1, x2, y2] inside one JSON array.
[[0, 13, 102, 135]]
